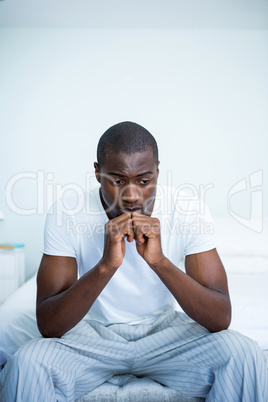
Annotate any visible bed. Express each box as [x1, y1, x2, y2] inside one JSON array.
[[1, 218, 268, 401]]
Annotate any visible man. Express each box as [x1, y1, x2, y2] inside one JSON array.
[[1, 121, 267, 401]]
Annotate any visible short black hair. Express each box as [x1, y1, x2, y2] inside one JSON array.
[[97, 121, 158, 167]]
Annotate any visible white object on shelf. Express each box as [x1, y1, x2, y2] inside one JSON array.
[[0, 210, 4, 220], [0, 246, 25, 304]]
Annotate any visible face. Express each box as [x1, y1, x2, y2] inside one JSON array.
[[94, 149, 159, 219]]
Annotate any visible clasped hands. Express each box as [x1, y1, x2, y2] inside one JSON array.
[[102, 212, 166, 270]]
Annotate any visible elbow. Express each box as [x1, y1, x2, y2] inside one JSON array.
[[38, 323, 65, 339], [36, 309, 65, 338], [209, 318, 231, 333], [209, 307, 232, 333], [36, 301, 68, 338], [37, 319, 63, 339]]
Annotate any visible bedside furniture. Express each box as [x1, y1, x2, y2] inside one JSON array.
[[0, 244, 25, 305]]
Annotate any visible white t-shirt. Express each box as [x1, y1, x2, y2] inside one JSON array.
[[43, 185, 216, 325]]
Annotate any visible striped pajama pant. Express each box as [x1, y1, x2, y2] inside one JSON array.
[[0, 311, 267, 402]]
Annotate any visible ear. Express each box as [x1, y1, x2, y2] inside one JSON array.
[[94, 162, 101, 183], [157, 161, 160, 177]]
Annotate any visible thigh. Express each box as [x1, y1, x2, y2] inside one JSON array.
[[1, 320, 133, 402], [133, 310, 210, 361], [131, 311, 213, 397], [132, 317, 268, 400], [27, 319, 134, 373]]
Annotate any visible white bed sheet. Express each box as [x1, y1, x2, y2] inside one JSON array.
[[1, 269, 267, 370], [228, 273, 268, 350]]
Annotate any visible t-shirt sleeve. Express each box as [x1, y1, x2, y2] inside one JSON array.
[[43, 201, 77, 258], [182, 199, 216, 256]]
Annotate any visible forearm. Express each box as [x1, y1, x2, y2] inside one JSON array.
[[151, 258, 231, 332], [37, 262, 116, 338]]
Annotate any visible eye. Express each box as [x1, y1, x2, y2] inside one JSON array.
[[111, 179, 125, 186], [138, 179, 151, 185]]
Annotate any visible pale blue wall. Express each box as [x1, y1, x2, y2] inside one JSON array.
[[0, 28, 267, 279]]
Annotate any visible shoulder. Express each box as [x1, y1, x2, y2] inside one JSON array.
[[46, 186, 104, 223], [154, 184, 206, 219]]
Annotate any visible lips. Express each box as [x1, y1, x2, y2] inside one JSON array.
[[121, 207, 143, 214]]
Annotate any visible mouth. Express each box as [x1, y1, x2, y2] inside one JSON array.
[[121, 207, 143, 214]]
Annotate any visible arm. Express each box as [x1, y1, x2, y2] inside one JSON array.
[[36, 213, 134, 338], [132, 212, 231, 332], [151, 250, 231, 332], [36, 255, 117, 338]]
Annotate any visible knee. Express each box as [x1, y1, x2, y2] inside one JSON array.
[[219, 330, 262, 365], [11, 338, 52, 370]]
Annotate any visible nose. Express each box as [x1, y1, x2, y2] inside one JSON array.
[[121, 184, 141, 204]]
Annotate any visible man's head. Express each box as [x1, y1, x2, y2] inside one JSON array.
[[94, 121, 159, 219], [96, 121, 158, 167]]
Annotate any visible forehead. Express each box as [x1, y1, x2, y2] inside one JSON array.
[[101, 150, 156, 175]]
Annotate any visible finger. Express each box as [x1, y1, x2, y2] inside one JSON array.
[[106, 213, 131, 234], [131, 214, 161, 243], [106, 217, 133, 240], [131, 211, 145, 219], [126, 218, 135, 242], [133, 224, 145, 246], [112, 212, 132, 224], [132, 219, 149, 245], [131, 212, 154, 224], [132, 219, 160, 240]]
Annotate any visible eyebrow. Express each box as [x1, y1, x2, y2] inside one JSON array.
[[107, 171, 154, 177]]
